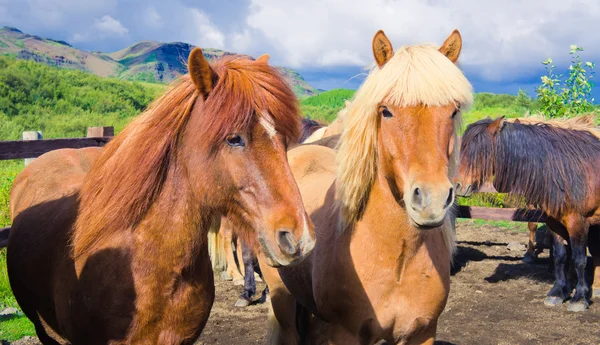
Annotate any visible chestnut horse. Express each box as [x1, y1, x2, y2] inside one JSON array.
[[456, 114, 600, 312], [7, 49, 315, 344], [209, 116, 339, 308], [260, 29, 473, 344]]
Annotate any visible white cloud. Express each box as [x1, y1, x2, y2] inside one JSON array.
[[142, 6, 162, 28], [72, 15, 128, 42], [245, 0, 600, 82], [189, 9, 225, 49], [93, 15, 128, 36]]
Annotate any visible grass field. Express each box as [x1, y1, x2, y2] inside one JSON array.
[[0, 160, 35, 341]]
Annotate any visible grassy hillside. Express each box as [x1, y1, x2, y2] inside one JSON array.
[[300, 88, 356, 122], [0, 26, 318, 98], [0, 56, 164, 140]]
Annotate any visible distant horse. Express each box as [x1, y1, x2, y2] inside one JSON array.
[[7, 49, 315, 344], [260, 29, 473, 344], [456, 114, 600, 312], [301, 104, 348, 144]]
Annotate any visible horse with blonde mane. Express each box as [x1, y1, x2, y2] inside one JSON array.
[[7, 49, 315, 344], [260, 29, 473, 344], [456, 114, 600, 312]]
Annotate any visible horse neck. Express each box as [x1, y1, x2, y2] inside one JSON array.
[[142, 164, 214, 258], [350, 170, 421, 254], [81, 162, 216, 275]]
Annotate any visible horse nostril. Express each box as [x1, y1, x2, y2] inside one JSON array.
[[412, 187, 424, 210], [445, 187, 455, 208], [276, 230, 298, 256]]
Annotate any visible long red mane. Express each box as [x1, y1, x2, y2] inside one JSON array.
[[73, 56, 300, 258]]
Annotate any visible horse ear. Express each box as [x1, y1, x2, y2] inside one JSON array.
[[255, 54, 270, 65], [513, 118, 521, 124], [188, 47, 217, 98], [439, 29, 462, 63], [487, 116, 505, 136], [372, 30, 393, 68]]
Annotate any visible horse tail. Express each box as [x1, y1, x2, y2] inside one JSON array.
[[208, 218, 227, 272], [300, 117, 326, 143], [265, 303, 283, 345]]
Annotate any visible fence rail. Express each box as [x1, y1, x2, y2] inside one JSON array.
[[0, 137, 113, 160], [0, 127, 548, 249]]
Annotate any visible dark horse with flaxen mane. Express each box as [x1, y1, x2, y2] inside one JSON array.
[[7, 49, 316, 344], [456, 115, 600, 312]]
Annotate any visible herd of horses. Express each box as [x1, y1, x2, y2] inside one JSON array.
[[3, 28, 600, 344]]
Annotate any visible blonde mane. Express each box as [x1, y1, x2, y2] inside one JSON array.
[[336, 43, 473, 238], [506, 113, 600, 139]]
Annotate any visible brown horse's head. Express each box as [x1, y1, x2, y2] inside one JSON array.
[[338, 30, 473, 229], [180, 50, 314, 266], [455, 116, 504, 197]]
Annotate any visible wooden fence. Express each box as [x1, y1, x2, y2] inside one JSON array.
[[0, 127, 548, 249]]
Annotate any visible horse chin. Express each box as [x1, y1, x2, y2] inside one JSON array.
[[406, 212, 447, 230], [257, 235, 311, 268]]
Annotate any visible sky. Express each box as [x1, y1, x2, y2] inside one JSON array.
[[1, 0, 599, 99]]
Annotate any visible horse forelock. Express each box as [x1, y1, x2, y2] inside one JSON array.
[[337, 43, 472, 231]]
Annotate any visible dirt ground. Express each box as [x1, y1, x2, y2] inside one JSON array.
[[5, 222, 600, 345], [197, 221, 600, 345]]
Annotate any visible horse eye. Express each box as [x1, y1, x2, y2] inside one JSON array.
[[451, 109, 459, 119], [382, 108, 393, 118], [226, 135, 245, 147]]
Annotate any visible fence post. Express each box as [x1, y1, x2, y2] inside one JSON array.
[[86, 126, 114, 138], [22, 131, 43, 166]]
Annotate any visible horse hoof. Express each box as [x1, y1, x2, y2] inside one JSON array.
[[220, 271, 232, 281], [233, 279, 245, 286], [544, 296, 564, 306], [234, 298, 251, 307], [568, 300, 589, 312], [522, 252, 536, 264]]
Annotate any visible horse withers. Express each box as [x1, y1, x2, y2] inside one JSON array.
[[7, 49, 315, 344]]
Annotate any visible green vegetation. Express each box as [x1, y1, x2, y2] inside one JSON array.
[[0, 56, 164, 140], [0, 160, 35, 340], [536, 46, 595, 118], [300, 88, 355, 122]]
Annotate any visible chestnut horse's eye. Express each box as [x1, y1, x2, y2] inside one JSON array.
[[382, 108, 393, 118], [226, 135, 245, 147]]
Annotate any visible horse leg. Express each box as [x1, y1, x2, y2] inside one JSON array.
[[259, 254, 300, 345], [235, 239, 257, 307], [223, 231, 244, 283], [233, 238, 245, 286], [544, 229, 571, 306], [523, 222, 538, 264], [588, 225, 600, 298], [564, 215, 590, 312]]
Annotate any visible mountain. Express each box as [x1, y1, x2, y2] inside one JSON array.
[[0, 26, 318, 97]]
